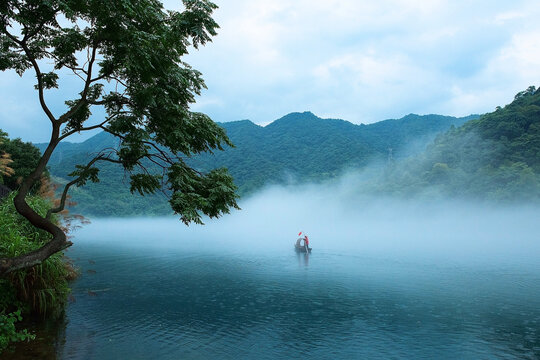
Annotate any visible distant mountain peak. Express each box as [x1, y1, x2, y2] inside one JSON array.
[[264, 111, 323, 129], [275, 111, 318, 121], [218, 119, 258, 127]]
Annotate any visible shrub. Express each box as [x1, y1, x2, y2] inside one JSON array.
[[0, 193, 74, 352]]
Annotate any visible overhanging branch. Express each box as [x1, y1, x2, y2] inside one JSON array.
[[58, 118, 112, 142], [45, 153, 121, 219], [58, 43, 99, 124], [3, 31, 57, 123]]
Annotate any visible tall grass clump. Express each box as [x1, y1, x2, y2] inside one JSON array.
[[0, 192, 76, 352]]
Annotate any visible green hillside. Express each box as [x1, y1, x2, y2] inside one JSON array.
[[36, 112, 475, 216], [375, 86, 540, 201]]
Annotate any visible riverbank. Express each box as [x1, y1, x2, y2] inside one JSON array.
[[0, 194, 75, 354], [8, 232, 540, 359]]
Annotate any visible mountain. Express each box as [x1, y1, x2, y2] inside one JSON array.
[[35, 131, 120, 167], [36, 112, 476, 216], [188, 112, 475, 193], [374, 86, 540, 201]]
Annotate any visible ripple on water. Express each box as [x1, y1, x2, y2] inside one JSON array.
[[6, 243, 540, 359]]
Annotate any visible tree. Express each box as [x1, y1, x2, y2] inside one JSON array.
[[0, 131, 14, 181], [0, 132, 43, 190], [0, 0, 239, 275]]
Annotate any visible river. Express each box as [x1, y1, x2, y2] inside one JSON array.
[[4, 191, 540, 359]]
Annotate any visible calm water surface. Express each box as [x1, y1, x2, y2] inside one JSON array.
[[6, 214, 540, 359]]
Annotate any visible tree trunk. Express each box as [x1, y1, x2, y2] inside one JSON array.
[[0, 125, 72, 277]]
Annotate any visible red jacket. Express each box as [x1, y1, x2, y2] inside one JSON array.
[[304, 236, 309, 246]]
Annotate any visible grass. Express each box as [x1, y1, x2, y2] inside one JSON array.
[[0, 193, 77, 352]]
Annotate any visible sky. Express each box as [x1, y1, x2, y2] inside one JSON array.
[[1, 0, 540, 143]]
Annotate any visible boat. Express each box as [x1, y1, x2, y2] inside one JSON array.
[[294, 237, 312, 253]]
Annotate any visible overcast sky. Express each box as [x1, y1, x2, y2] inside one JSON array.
[[1, 0, 540, 143]]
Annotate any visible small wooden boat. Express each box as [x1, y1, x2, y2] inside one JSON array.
[[294, 238, 312, 253]]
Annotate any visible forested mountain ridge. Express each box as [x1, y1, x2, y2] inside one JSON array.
[[33, 112, 474, 215], [375, 86, 540, 201], [188, 112, 475, 193]]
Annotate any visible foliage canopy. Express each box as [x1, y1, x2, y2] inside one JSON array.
[[374, 86, 540, 201], [35, 112, 473, 216], [0, 132, 44, 190], [0, 0, 238, 275], [0, 131, 14, 180]]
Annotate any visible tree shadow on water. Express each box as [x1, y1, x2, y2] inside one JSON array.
[[2, 313, 67, 360]]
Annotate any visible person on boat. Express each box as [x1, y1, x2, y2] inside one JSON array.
[[303, 234, 309, 252]]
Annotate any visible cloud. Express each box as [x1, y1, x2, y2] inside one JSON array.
[[493, 11, 527, 25], [436, 28, 540, 116], [186, 0, 540, 125], [1, 0, 540, 141]]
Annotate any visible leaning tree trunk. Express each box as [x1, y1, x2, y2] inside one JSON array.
[[0, 126, 72, 276]]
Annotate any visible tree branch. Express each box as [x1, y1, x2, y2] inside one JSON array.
[[58, 118, 111, 142], [43, 50, 88, 81], [88, 95, 131, 106], [101, 126, 178, 166], [45, 152, 120, 219], [22, 18, 51, 43], [0, 124, 64, 276], [58, 43, 99, 124], [3, 31, 57, 123]]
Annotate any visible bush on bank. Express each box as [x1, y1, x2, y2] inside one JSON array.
[[0, 193, 75, 352]]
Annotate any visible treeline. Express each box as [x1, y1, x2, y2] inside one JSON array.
[[37, 112, 474, 216], [0, 131, 43, 191], [371, 86, 540, 201], [187, 112, 476, 194], [29, 89, 540, 217]]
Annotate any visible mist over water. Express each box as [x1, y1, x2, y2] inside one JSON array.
[[77, 181, 540, 269], [12, 182, 536, 360]]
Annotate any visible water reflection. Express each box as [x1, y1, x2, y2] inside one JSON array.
[[42, 244, 540, 359], [296, 252, 310, 267], [3, 313, 67, 360]]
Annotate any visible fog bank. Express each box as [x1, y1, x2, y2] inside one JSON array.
[[74, 181, 540, 269]]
